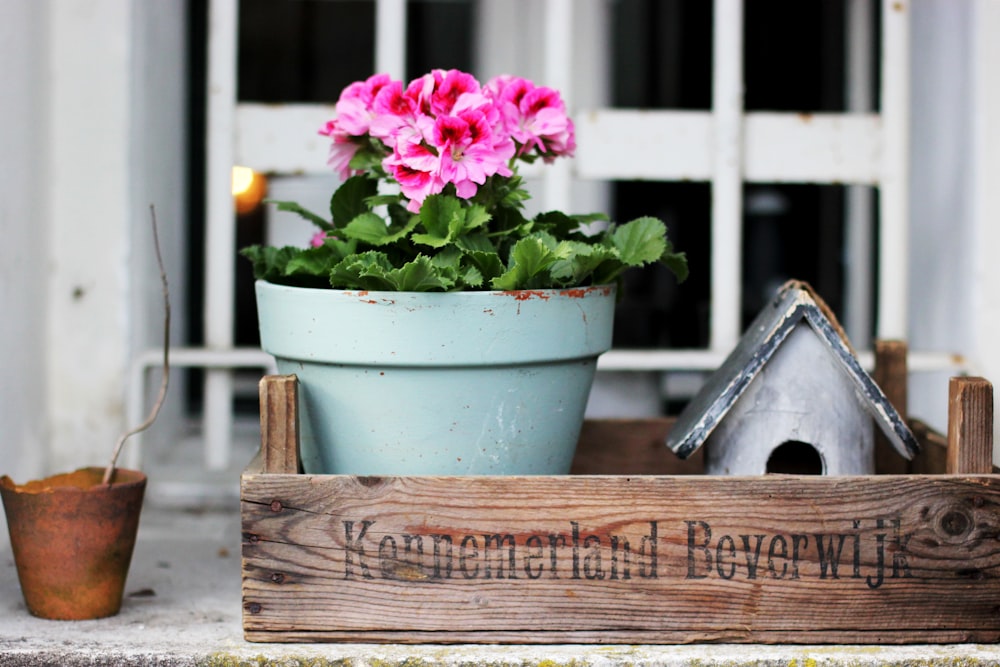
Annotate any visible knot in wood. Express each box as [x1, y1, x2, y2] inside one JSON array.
[[939, 508, 972, 538], [357, 476, 384, 488], [269, 499, 283, 513]]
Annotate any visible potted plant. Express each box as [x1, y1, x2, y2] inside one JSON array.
[[1, 208, 170, 620], [242, 69, 687, 476]]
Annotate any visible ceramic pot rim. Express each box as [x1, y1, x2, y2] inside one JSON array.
[[255, 280, 618, 366]]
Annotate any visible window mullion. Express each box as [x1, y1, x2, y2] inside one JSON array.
[[375, 0, 407, 79], [878, 0, 911, 340], [711, 0, 746, 352]]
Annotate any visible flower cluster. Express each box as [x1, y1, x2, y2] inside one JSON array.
[[319, 70, 574, 212], [243, 69, 687, 293]]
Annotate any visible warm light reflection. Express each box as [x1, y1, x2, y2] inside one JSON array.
[[232, 165, 267, 215]]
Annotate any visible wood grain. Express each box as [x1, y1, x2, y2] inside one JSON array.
[[874, 340, 910, 474], [571, 418, 703, 475], [242, 472, 1000, 643], [947, 376, 994, 474], [244, 374, 997, 643], [259, 375, 299, 474]]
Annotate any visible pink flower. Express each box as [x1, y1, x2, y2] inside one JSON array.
[[334, 73, 395, 136], [310, 230, 328, 248], [318, 119, 362, 180], [384, 139, 447, 210], [406, 69, 481, 117], [433, 110, 513, 198], [318, 69, 574, 212], [487, 75, 575, 160], [368, 80, 418, 147]]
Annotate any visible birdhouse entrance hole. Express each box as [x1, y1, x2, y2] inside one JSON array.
[[766, 440, 824, 475]]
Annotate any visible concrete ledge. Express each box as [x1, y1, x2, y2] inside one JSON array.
[[3, 507, 1000, 666]]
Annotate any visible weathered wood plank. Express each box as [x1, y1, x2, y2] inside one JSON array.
[[243, 628, 1000, 644], [909, 418, 948, 475], [572, 418, 702, 475], [258, 374, 299, 474], [242, 473, 1000, 643], [874, 340, 910, 475], [947, 376, 994, 474]]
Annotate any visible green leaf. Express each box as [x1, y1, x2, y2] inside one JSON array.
[[413, 195, 492, 248], [427, 248, 493, 289], [328, 252, 457, 292], [428, 248, 482, 289], [463, 250, 505, 284], [414, 194, 462, 246], [490, 236, 559, 291], [549, 242, 619, 286], [330, 176, 378, 227], [343, 211, 418, 246], [240, 244, 299, 281], [660, 244, 689, 283], [455, 231, 495, 254], [328, 251, 396, 290], [610, 217, 669, 266], [279, 236, 354, 275], [389, 256, 454, 292], [240, 244, 332, 288], [460, 204, 492, 235], [457, 263, 484, 288], [265, 200, 333, 232], [284, 247, 339, 277], [533, 210, 607, 239]]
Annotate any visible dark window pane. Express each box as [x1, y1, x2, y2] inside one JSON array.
[[611, 0, 713, 110], [406, 1, 473, 79], [741, 184, 848, 327], [238, 0, 376, 103], [744, 0, 875, 112], [612, 182, 711, 349]]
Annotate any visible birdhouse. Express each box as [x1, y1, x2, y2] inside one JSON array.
[[667, 281, 919, 475]]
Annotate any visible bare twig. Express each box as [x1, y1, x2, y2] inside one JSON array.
[[103, 205, 171, 485]]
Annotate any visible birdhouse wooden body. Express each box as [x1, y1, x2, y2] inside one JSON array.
[[668, 281, 918, 475]]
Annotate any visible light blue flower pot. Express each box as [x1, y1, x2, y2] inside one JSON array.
[[254, 281, 616, 475]]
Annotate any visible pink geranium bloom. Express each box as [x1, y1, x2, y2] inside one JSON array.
[[430, 70, 482, 116], [318, 69, 572, 209], [487, 75, 575, 160], [368, 80, 418, 147], [318, 119, 362, 180], [405, 69, 481, 118], [334, 73, 396, 136], [519, 87, 575, 158], [433, 111, 513, 198], [310, 230, 328, 248], [384, 144, 445, 211]]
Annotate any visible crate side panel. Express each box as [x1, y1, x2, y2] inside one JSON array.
[[242, 474, 1000, 641]]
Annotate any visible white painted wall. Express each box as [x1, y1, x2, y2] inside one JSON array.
[[0, 0, 187, 483], [908, 0, 1000, 458], [969, 0, 1000, 461], [126, 1, 189, 465], [0, 1, 51, 483], [45, 0, 136, 470]]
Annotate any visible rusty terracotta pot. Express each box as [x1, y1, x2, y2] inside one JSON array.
[[0, 467, 146, 620]]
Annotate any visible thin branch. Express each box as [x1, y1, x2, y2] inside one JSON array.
[[103, 205, 171, 485]]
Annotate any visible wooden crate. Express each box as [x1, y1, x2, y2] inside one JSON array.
[[242, 347, 998, 644]]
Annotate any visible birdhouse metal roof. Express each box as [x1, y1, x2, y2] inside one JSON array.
[[666, 280, 920, 461]]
